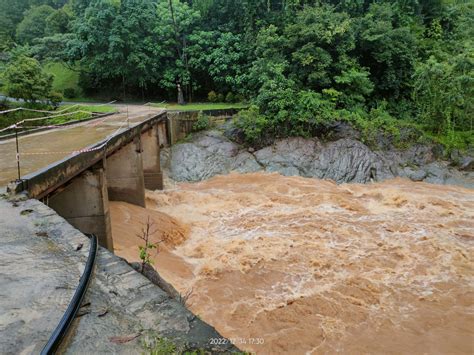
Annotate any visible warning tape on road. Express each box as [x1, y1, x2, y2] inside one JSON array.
[[17, 114, 131, 157], [0, 104, 81, 115], [97, 100, 117, 106], [0, 110, 96, 134], [19, 143, 107, 157], [19, 110, 96, 124], [0, 124, 18, 133], [20, 124, 71, 129], [0, 115, 107, 138]]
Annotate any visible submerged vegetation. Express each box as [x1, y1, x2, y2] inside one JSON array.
[[0, 0, 472, 151]]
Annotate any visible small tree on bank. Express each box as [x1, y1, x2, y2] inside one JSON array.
[[1, 55, 57, 104], [137, 216, 163, 273]]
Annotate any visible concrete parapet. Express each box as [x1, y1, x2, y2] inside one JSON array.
[[141, 125, 163, 190]]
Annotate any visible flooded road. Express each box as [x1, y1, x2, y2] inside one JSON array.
[[112, 172, 474, 354], [0, 105, 163, 186]]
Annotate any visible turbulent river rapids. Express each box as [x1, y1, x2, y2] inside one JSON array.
[[110, 172, 473, 354]]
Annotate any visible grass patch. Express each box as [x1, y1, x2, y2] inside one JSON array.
[[43, 62, 81, 96], [426, 130, 474, 154], [63, 97, 115, 103], [61, 104, 116, 114], [143, 336, 177, 355], [142, 334, 245, 355], [0, 103, 117, 131], [45, 104, 117, 125], [150, 102, 248, 112]]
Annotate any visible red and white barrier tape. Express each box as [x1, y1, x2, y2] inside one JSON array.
[[0, 104, 81, 115], [19, 110, 96, 124], [0, 111, 96, 135], [19, 142, 107, 157], [17, 114, 130, 157], [97, 100, 117, 106], [0, 124, 18, 133]]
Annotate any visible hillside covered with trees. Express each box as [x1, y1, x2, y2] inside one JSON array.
[[0, 0, 472, 150]]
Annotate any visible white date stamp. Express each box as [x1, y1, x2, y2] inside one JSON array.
[[210, 337, 265, 346]]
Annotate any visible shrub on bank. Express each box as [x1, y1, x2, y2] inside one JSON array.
[[193, 112, 211, 132], [207, 91, 217, 103], [225, 92, 235, 103], [63, 87, 77, 99], [48, 91, 63, 107], [234, 92, 470, 153]]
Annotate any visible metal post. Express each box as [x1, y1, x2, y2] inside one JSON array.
[[15, 126, 21, 181], [127, 104, 130, 128]]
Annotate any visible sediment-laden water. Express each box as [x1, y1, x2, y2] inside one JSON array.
[[111, 172, 473, 354]]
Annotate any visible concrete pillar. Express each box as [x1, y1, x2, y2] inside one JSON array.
[[47, 160, 114, 251], [158, 121, 168, 147], [141, 125, 163, 190], [106, 136, 146, 207], [167, 113, 175, 145]]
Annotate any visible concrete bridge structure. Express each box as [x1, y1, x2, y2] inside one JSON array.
[[8, 112, 168, 251], [0, 106, 242, 353]]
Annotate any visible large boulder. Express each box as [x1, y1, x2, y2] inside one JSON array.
[[399, 166, 427, 182]]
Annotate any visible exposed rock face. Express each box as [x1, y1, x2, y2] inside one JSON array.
[[161, 129, 473, 188], [163, 131, 261, 182], [253, 138, 394, 183], [306, 139, 390, 183]]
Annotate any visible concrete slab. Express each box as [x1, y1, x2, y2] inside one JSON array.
[[0, 196, 237, 354], [0, 197, 85, 354]]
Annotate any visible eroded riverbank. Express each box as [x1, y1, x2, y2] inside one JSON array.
[[111, 172, 473, 354]]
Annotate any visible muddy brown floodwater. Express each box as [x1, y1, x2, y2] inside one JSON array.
[[111, 172, 474, 354]]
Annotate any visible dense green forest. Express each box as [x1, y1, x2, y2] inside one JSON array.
[[0, 0, 472, 150]]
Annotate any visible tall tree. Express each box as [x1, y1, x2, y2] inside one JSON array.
[[356, 3, 417, 100], [16, 5, 56, 44], [2, 55, 54, 103], [68, 0, 158, 94], [153, 0, 201, 98]]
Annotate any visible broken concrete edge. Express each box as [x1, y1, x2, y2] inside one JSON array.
[[3, 195, 239, 353], [6, 112, 168, 199], [0, 112, 118, 141], [130, 262, 182, 302]]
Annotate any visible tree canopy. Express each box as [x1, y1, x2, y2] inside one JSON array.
[[2, 55, 54, 103], [0, 0, 472, 149]]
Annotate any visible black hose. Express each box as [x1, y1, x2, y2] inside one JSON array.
[[41, 234, 98, 355]]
